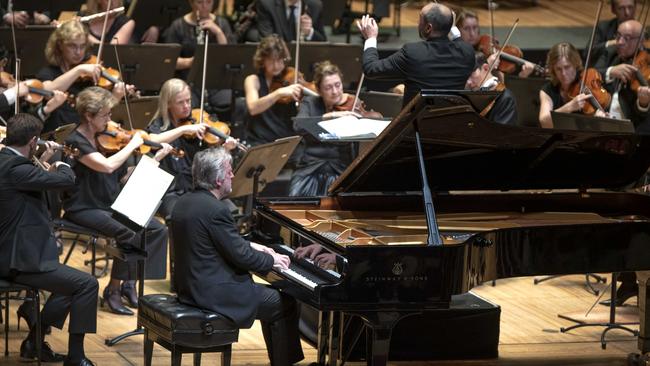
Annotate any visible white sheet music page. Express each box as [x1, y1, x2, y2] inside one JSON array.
[[318, 116, 390, 139], [111, 155, 174, 228]]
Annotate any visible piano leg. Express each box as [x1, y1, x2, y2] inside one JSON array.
[[637, 271, 650, 353], [361, 311, 418, 366], [327, 311, 341, 366], [317, 311, 330, 365]]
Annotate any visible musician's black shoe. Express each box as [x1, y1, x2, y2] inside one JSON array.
[[100, 287, 133, 316], [599, 283, 638, 306], [63, 357, 95, 366], [20, 338, 66, 362], [120, 281, 138, 308]]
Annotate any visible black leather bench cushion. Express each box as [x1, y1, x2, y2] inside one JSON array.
[[138, 294, 239, 348]]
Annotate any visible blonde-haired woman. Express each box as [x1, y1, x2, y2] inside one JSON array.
[[83, 0, 134, 44], [538, 42, 598, 128]]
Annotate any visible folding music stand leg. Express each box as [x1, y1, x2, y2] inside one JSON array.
[[534, 273, 607, 295]]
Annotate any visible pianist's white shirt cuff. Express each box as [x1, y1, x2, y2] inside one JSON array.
[[364, 38, 377, 51]]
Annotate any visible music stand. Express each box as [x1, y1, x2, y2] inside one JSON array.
[[91, 44, 180, 92], [111, 96, 159, 130], [287, 43, 363, 86], [359, 91, 403, 119], [504, 75, 545, 127], [187, 44, 257, 91], [0, 26, 54, 77], [127, 0, 192, 35], [40, 123, 76, 144], [551, 111, 635, 133], [106, 155, 174, 346]]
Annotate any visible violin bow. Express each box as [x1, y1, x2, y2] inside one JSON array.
[[293, 1, 301, 87], [198, 25, 209, 143], [488, 0, 496, 53], [633, 0, 649, 64], [8, 0, 19, 115], [351, 73, 365, 114], [95, 0, 113, 72], [112, 41, 134, 130], [577, 0, 607, 113], [479, 18, 519, 88]]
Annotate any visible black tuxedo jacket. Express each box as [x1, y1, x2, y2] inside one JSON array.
[[0, 148, 75, 277], [171, 189, 274, 328], [594, 48, 648, 128], [256, 0, 326, 42], [363, 36, 475, 106], [587, 18, 618, 64]]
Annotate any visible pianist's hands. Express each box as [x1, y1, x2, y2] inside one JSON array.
[[272, 253, 290, 270]]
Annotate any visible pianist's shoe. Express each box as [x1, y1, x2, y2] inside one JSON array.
[[599, 282, 638, 306]]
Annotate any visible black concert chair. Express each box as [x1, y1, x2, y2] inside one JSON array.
[[0, 279, 41, 366]]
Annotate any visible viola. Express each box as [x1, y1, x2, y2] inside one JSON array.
[[96, 121, 185, 157], [630, 50, 650, 92], [269, 67, 318, 104], [36, 139, 80, 158], [477, 34, 544, 75], [568, 68, 611, 115], [334, 93, 383, 119], [24, 79, 75, 105], [0, 71, 15, 88], [180, 109, 248, 152]]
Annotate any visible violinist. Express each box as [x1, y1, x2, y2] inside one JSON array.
[[594, 19, 650, 130], [36, 20, 134, 131], [255, 0, 327, 42], [83, 0, 135, 45], [358, 3, 475, 107], [163, 0, 236, 79], [0, 113, 98, 366], [289, 61, 356, 197], [466, 51, 518, 125], [62, 87, 172, 316], [587, 0, 636, 64], [457, 9, 535, 79], [244, 35, 301, 148]]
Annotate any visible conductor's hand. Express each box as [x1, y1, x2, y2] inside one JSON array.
[[272, 252, 290, 271], [356, 14, 378, 40]]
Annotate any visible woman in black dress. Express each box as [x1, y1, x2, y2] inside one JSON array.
[[83, 0, 135, 44]]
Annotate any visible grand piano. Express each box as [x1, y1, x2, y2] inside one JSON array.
[[254, 92, 650, 365]]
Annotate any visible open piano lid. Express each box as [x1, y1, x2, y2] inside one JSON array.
[[329, 91, 650, 194]]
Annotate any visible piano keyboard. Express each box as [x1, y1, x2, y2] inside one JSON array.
[[280, 267, 318, 290]]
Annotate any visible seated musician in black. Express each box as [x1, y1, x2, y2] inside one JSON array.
[[289, 61, 357, 197], [0, 113, 98, 366], [538, 42, 605, 128], [254, 0, 327, 42], [466, 51, 518, 125], [171, 147, 304, 366], [83, 0, 134, 45], [594, 19, 650, 133]]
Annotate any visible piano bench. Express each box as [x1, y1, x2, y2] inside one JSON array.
[[137, 294, 239, 366]]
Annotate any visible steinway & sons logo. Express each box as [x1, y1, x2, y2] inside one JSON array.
[[364, 261, 428, 282]]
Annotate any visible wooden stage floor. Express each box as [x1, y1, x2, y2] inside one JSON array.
[[0, 237, 641, 366]]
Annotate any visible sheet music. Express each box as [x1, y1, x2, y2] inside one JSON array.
[[318, 116, 390, 139], [111, 155, 174, 228]]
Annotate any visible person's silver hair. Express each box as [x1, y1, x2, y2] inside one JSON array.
[[192, 147, 232, 191]]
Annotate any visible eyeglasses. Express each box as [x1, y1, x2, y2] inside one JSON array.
[[615, 32, 641, 43], [95, 111, 112, 120]]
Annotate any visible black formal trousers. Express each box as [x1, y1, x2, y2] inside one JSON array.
[[12, 264, 98, 334], [255, 284, 304, 366], [64, 209, 168, 281]]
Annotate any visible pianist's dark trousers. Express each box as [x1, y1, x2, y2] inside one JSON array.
[[255, 284, 304, 365]]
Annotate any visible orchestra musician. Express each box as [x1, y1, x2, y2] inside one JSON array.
[[255, 0, 327, 42], [594, 19, 650, 132], [36, 20, 135, 131], [244, 35, 301, 148], [163, 0, 236, 80], [61, 87, 172, 316], [289, 60, 355, 197], [83, 0, 135, 45], [171, 147, 304, 366], [587, 0, 636, 64], [456, 9, 535, 78], [538, 42, 602, 128], [1, 7, 51, 27], [357, 2, 475, 107], [466, 51, 518, 125], [0, 113, 98, 366]]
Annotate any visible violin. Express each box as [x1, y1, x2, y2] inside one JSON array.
[[81, 55, 121, 90], [568, 68, 611, 115], [0, 71, 15, 88], [180, 109, 248, 151], [24, 79, 75, 105], [630, 50, 650, 92], [36, 139, 80, 158], [269, 67, 319, 104], [334, 93, 383, 119], [478, 35, 545, 75], [96, 121, 185, 157]]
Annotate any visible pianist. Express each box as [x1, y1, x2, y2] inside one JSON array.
[[170, 147, 304, 366]]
